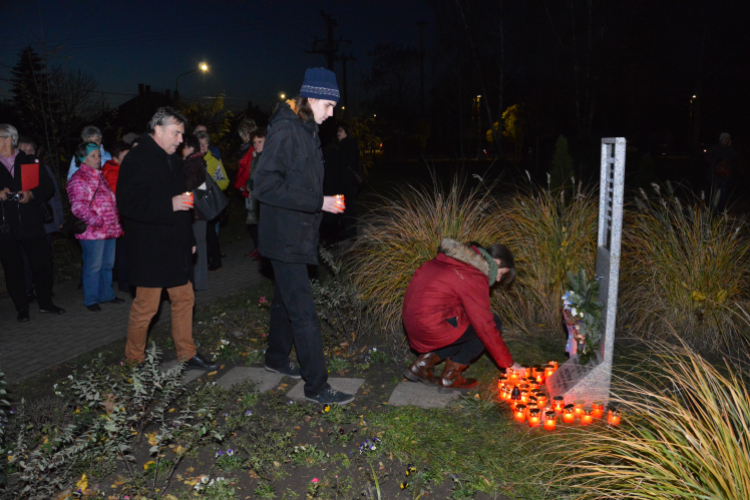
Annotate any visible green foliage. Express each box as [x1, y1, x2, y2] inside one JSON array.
[[350, 175, 500, 340], [550, 135, 575, 192], [193, 475, 238, 499], [350, 117, 382, 174], [621, 184, 750, 350], [492, 180, 598, 331], [290, 444, 329, 467], [563, 268, 603, 365], [327, 357, 350, 374], [554, 342, 750, 499], [312, 246, 374, 346], [370, 402, 554, 499]]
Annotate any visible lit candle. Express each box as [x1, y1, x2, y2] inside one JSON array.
[[580, 410, 593, 426], [562, 404, 575, 424], [528, 409, 541, 428], [607, 409, 622, 426], [521, 365, 530, 378], [498, 385, 510, 402], [573, 399, 585, 417], [527, 396, 539, 409], [507, 368, 518, 385], [544, 364, 555, 378], [548, 360, 559, 370], [591, 402, 604, 419], [543, 411, 557, 431], [535, 372, 545, 384], [520, 391, 529, 404], [514, 404, 528, 423], [552, 396, 565, 413], [536, 394, 548, 408]]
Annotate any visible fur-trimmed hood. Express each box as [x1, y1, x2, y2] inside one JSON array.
[[439, 238, 490, 276]]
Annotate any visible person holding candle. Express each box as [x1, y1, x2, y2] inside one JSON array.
[[402, 238, 524, 393]]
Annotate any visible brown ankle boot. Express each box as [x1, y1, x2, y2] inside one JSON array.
[[403, 352, 441, 385], [438, 358, 477, 393]]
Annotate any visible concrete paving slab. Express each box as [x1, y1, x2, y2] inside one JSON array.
[[161, 360, 207, 385], [286, 377, 365, 402], [388, 382, 461, 408], [216, 367, 284, 392]]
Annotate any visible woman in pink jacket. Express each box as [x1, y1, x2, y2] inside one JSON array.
[[67, 142, 124, 311]]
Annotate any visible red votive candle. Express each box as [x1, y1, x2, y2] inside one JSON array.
[[607, 409, 622, 426], [591, 402, 604, 419], [562, 404, 576, 424], [543, 411, 557, 431], [552, 396, 565, 413], [514, 404, 528, 423], [527, 409, 541, 428], [580, 410, 593, 426]]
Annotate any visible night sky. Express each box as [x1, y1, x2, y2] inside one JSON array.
[[2, 0, 435, 111]]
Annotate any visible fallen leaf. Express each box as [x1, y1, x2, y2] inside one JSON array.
[[220, 365, 226, 370], [273, 461, 280, 467], [207, 371, 218, 377], [248, 470, 259, 478]]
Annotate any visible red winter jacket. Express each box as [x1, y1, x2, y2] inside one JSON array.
[[234, 144, 254, 197], [402, 238, 513, 368]]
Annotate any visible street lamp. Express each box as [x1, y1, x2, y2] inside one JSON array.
[[175, 62, 209, 95]]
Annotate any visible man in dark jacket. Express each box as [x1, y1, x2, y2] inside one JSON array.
[[0, 124, 65, 322], [254, 68, 352, 405], [117, 108, 216, 370]]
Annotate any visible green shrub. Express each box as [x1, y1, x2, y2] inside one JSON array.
[[554, 341, 750, 499], [492, 180, 598, 330], [621, 184, 750, 351], [350, 175, 500, 340]]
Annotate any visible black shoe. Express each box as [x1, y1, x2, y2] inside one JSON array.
[[305, 387, 355, 405], [86, 304, 101, 312], [104, 297, 125, 304], [185, 353, 218, 371], [265, 361, 302, 379], [208, 265, 222, 272], [39, 304, 65, 314], [17, 310, 30, 322]]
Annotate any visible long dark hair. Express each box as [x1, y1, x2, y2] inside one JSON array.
[[293, 96, 314, 123], [469, 241, 516, 286]]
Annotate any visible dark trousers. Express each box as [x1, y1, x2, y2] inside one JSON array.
[[266, 260, 328, 397], [0, 236, 54, 311], [23, 232, 53, 293], [114, 236, 129, 292], [206, 218, 222, 269], [248, 224, 259, 251], [434, 314, 503, 365]]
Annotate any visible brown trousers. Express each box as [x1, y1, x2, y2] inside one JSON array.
[[125, 282, 197, 362]]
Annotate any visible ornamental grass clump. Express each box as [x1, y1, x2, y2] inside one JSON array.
[[350, 175, 499, 339], [492, 178, 598, 330], [554, 341, 750, 500], [621, 184, 750, 351]]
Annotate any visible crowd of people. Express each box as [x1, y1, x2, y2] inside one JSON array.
[[1, 66, 529, 406]]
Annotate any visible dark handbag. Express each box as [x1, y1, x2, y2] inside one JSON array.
[[41, 202, 54, 224], [66, 182, 100, 235], [194, 173, 229, 221]]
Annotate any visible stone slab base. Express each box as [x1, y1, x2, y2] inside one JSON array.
[[216, 367, 284, 392], [388, 382, 461, 408], [161, 360, 207, 385]]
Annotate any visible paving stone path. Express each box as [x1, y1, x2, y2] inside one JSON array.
[[1, 236, 462, 409], [0, 238, 264, 384]]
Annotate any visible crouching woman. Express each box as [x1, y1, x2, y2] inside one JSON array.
[[402, 238, 524, 393]]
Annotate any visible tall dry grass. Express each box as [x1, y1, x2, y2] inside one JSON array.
[[620, 185, 750, 351], [554, 341, 750, 499], [491, 180, 598, 330], [349, 175, 501, 339]]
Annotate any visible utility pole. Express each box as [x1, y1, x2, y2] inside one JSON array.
[[308, 11, 350, 71], [339, 52, 355, 116], [416, 21, 426, 115]]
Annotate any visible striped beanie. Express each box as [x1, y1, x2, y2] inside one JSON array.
[[300, 67, 340, 102]]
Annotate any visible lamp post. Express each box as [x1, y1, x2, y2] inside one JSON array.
[[175, 62, 209, 98]]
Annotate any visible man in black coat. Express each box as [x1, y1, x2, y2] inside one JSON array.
[[0, 124, 65, 322], [117, 108, 215, 370], [254, 68, 354, 405]]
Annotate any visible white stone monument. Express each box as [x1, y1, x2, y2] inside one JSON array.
[[545, 137, 625, 406]]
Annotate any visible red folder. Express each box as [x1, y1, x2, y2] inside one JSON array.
[[21, 163, 39, 191]]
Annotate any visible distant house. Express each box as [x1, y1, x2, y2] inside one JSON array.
[[112, 84, 175, 137]]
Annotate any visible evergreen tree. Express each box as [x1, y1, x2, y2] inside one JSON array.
[[10, 46, 51, 139], [550, 135, 575, 194]]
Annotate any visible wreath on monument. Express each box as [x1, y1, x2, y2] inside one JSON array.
[[562, 269, 603, 365]]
